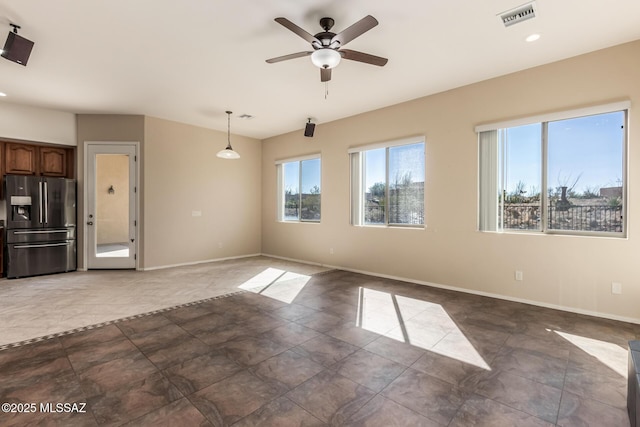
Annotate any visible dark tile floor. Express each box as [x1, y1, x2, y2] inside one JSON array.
[[1, 269, 637, 426]]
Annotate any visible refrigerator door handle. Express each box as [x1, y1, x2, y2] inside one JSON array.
[[14, 230, 69, 235], [38, 181, 43, 224], [14, 242, 70, 249], [43, 181, 49, 224]]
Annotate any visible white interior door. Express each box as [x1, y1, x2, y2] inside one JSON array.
[[86, 143, 137, 269]]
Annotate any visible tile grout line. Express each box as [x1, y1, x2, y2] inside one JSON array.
[[58, 336, 102, 426], [554, 357, 570, 426], [0, 290, 247, 352]]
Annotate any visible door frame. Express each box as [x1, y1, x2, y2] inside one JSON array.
[[83, 141, 140, 270]]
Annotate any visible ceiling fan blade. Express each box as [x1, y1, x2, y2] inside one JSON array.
[[266, 51, 312, 64], [331, 15, 378, 47], [340, 49, 388, 66], [274, 17, 320, 44], [320, 68, 331, 82]]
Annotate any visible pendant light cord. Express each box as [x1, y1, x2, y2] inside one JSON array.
[[226, 110, 233, 149]]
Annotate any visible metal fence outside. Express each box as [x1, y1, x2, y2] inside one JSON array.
[[502, 203, 623, 232], [365, 203, 424, 225]]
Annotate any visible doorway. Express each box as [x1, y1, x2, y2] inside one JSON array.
[[85, 143, 138, 269]]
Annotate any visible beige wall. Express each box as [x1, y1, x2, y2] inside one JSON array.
[[261, 40, 640, 322], [77, 114, 262, 270], [143, 116, 262, 268], [0, 102, 77, 146], [96, 155, 129, 245]]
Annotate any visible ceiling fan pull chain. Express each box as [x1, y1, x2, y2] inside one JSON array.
[[325, 81, 329, 99]]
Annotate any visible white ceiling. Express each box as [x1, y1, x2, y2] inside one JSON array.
[[1, 0, 639, 140]]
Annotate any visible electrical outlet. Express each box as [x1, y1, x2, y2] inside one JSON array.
[[329, 248, 334, 254], [611, 282, 622, 295], [218, 242, 223, 249], [515, 270, 523, 281], [192, 210, 202, 217]]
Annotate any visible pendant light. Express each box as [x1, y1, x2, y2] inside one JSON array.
[[217, 110, 240, 159]]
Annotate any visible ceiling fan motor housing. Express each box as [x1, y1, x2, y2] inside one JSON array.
[[319, 17, 334, 31], [314, 18, 338, 48]]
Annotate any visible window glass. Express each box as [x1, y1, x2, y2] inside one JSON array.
[[354, 141, 425, 227], [389, 143, 425, 225], [280, 157, 321, 222], [501, 123, 542, 230], [300, 158, 321, 221], [283, 161, 300, 221], [547, 112, 624, 232], [364, 148, 386, 225]]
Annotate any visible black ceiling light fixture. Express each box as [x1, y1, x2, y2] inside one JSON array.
[[1, 24, 35, 66]]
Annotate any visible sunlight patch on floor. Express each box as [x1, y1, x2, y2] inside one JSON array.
[[238, 268, 311, 303], [96, 243, 129, 258], [555, 330, 627, 377], [356, 287, 491, 370]]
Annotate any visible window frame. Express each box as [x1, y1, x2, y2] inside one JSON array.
[[349, 136, 426, 228], [276, 154, 322, 223], [477, 102, 629, 238]]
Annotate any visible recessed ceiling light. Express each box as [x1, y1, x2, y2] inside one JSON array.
[[0, 92, 7, 97], [526, 33, 541, 42]]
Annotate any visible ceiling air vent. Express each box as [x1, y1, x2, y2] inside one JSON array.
[[499, 2, 537, 27]]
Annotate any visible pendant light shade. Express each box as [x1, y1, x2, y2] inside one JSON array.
[[217, 111, 240, 159]]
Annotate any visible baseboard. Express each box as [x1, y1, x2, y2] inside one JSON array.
[[260, 253, 640, 325], [259, 253, 325, 268], [141, 253, 262, 271]]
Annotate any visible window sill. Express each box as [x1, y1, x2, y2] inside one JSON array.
[[479, 229, 626, 239], [355, 224, 425, 230]]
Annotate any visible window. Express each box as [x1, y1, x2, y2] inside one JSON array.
[[276, 155, 321, 222], [478, 103, 627, 236], [350, 138, 425, 227]]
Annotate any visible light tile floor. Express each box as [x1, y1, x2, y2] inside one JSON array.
[[0, 256, 329, 346], [0, 256, 638, 425]]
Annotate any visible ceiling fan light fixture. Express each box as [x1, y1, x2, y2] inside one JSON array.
[[216, 111, 240, 160], [311, 48, 341, 69]]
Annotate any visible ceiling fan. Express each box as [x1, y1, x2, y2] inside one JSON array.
[[266, 15, 388, 82]]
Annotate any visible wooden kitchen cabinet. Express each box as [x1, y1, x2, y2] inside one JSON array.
[[5, 143, 37, 175], [2, 142, 73, 178], [40, 146, 67, 177]]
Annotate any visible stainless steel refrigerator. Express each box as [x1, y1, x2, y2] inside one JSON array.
[[4, 175, 76, 279]]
